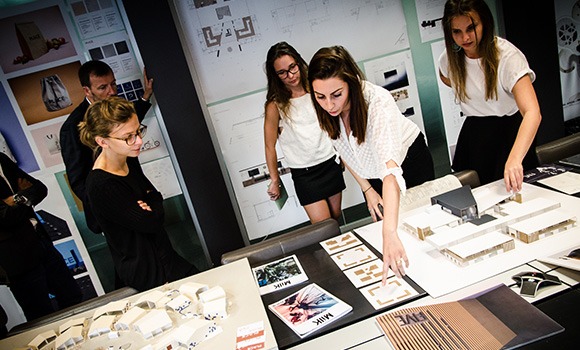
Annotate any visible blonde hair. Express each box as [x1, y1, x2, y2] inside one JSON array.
[[79, 96, 136, 158]]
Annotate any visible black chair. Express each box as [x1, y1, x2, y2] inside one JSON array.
[[7, 286, 138, 337], [535, 133, 580, 165], [220, 218, 340, 265]]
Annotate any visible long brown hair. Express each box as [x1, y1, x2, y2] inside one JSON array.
[[79, 96, 136, 158], [308, 46, 368, 144], [442, 0, 498, 102], [264, 42, 309, 118]]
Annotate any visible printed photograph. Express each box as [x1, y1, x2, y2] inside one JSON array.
[[0, 5, 77, 74]]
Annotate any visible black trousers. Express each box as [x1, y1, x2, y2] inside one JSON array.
[[367, 132, 435, 196], [9, 237, 82, 321]]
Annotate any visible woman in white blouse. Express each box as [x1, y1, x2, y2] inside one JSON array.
[[264, 42, 345, 223], [308, 45, 434, 282]]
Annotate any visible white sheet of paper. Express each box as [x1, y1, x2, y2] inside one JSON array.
[[330, 245, 378, 270], [359, 278, 419, 310], [538, 171, 580, 195]]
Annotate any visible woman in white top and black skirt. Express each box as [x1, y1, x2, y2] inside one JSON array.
[[264, 42, 345, 223], [308, 45, 434, 283], [439, 0, 541, 192]]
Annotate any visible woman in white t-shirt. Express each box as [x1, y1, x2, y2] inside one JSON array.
[[264, 42, 345, 223], [308, 45, 434, 282], [439, 0, 541, 191]]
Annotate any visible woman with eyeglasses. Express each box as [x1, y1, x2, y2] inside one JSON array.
[[308, 46, 434, 282], [264, 42, 345, 223], [79, 97, 197, 291], [439, 0, 540, 191]]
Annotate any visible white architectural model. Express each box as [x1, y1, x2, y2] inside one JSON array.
[[87, 315, 115, 338], [133, 309, 173, 339], [402, 187, 577, 266], [21, 282, 229, 349], [114, 306, 146, 331], [55, 325, 83, 350]]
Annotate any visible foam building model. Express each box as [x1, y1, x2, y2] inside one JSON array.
[[133, 309, 173, 339], [199, 286, 228, 320], [27, 330, 57, 350], [403, 183, 577, 266], [20, 283, 229, 349], [55, 325, 83, 350]]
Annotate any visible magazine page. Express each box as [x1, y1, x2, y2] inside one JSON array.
[[268, 283, 352, 338], [252, 254, 308, 295]]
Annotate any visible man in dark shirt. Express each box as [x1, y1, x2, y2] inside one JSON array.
[[0, 153, 82, 321], [60, 61, 153, 233]]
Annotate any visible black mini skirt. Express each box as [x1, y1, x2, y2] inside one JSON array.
[[291, 156, 346, 206]]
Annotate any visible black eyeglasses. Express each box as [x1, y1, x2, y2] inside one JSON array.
[[276, 63, 299, 79], [108, 124, 147, 145]]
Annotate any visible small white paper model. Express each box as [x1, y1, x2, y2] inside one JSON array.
[[55, 325, 84, 350], [88, 315, 115, 338], [92, 299, 130, 320], [135, 289, 171, 309], [115, 306, 146, 331], [178, 282, 208, 302], [444, 231, 515, 266], [173, 318, 216, 347], [472, 182, 515, 212], [507, 210, 577, 243], [199, 286, 228, 319], [165, 294, 193, 313], [150, 329, 180, 350], [134, 309, 173, 339], [58, 317, 87, 334], [402, 204, 461, 240], [28, 329, 57, 349]]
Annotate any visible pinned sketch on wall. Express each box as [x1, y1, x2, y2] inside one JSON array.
[[83, 30, 141, 80], [415, 0, 445, 43], [172, 0, 409, 103], [363, 50, 426, 137], [140, 156, 182, 199], [432, 40, 465, 162], [28, 118, 66, 168], [555, 0, 580, 121], [67, 0, 125, 39]]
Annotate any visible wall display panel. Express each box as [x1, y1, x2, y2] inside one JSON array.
[[554, 0, 580, 121], [172, 0, 418, 240], [173, 0, 410, 104], [0, 0, 201, 325], [415, 0, 445, 43], [431, 40, 464, 162], [362, 50, 426, 136]]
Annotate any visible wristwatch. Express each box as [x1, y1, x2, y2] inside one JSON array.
[[13, 193, 30, 206]]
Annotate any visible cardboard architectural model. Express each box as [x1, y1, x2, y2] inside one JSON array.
[[402, 187, 577, 266]]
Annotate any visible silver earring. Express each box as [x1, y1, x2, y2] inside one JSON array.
[[452, 43, 462, 52]]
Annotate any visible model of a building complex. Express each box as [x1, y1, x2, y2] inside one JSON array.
[[402, 184, 577, 266], [24, 282, 227, 350]]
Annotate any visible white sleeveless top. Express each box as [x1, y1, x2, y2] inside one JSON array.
[[277, 94, 337, 168]]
